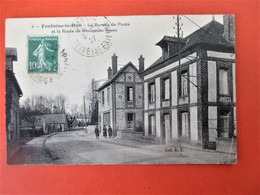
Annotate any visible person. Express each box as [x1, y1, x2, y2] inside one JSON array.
[[94, 125, 99, 140], [33, 39, 54, 71], [108, 126, 112, 138], [103, 125, 107, 138]]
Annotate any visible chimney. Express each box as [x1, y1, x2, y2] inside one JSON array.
[[5, 48, 17, 71], [138, 55, 144, 72], [112, 53, 118, 75], [223, 15, 235, 43], [107, 67, 112, 78]]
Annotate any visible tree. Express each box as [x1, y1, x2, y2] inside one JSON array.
[[90, 101, 98, 125], [20, 94, 67, 114], [85, 78, 99, 124], [66, 115, 76, 131], [20, 107, 42, 137]]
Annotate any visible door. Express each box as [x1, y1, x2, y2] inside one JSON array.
[[149, 115, 156, 136], [127, 113, 134, 129], [219, 112, 230, 138], [103, 112, 110, 126], [181, 112, 189, 136], [163, 114, 170, 144]]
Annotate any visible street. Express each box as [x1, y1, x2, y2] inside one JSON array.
[[9, 130, 236, 165]]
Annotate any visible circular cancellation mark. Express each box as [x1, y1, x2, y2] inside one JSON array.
[[69, 17, 114, 57]]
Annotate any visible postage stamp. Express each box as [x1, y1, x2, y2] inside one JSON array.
[[28, 36, 58, 73]]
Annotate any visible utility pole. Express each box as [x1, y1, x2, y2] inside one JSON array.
[[175, 15, 198, 88], [83, 96, 87, 133], [177, 15, 182, 81]]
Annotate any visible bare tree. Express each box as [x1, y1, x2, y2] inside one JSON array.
[[54, 94, 66, 114], [70, 104, 78, 115], [21, 94, 67, 115]]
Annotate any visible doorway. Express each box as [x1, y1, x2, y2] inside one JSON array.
[[163, 114, 171, 144]]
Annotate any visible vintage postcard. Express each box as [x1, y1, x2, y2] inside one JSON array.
[[5, 15, 236, 165]]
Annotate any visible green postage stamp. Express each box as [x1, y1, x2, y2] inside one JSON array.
[[28, 36, 58, 73]]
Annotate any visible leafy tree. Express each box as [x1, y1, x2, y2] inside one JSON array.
[[66, 115, 76, 131]]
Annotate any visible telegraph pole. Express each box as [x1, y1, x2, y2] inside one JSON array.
[[83, 96, 87, 133], [177, 15, 182, 80], [175, 15, 197, 88]]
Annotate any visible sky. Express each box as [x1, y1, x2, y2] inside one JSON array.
[[6, 15, 224, 112]]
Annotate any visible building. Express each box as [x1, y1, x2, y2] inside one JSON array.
[[142, 15, 236, 150], [37, 114, 68, 133], [98, 54, 144, 137], [5, 48, 23, 142], [20, 114, 68, 136]]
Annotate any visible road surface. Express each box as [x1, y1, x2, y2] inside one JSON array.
[[9, 130, 236, 165]]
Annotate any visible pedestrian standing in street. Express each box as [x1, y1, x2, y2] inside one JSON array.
[[103, 125, 107, 138], [108, 126, 112, 138], [94, 125, 99, 140]]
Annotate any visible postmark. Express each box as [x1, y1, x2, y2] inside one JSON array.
[[29, 48, 69, 85], [69, 17, 114, 57], [28, 36, 58, 73]]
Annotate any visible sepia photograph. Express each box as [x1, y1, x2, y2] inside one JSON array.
[[5, 15, 236, 165]]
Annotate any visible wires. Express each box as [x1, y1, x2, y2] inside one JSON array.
[[183, 15, 224, 44]]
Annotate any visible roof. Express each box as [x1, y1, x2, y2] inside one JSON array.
[[36, 114, 67, 125], [145, 20, 234, 72], [149, 56, 163, 68], [182, 20, 231, 51], [6, 69, 23, 96], [21, 114, 67, 127], [155, 36, 185, 47], [98, 62, 139, 91]]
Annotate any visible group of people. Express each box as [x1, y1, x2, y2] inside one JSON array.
[[94, 125, 113, 139]]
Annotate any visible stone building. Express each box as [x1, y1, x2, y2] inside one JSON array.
[[142, 15, 236, 151], [20, 114, 69, 137], [5, 48, 23, 142], [98, 54, 144, 137]]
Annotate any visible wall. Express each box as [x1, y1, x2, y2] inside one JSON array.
[[206, 50, 236, 143], [99, 64, 144, 134], [99, 85, 113, 129], [115, 83, 125, 108], [208, 61, 217, 102]]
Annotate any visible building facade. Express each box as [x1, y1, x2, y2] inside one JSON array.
[[98, 54, 144, 137], [142, 16, 236, 150], [5, 48, 23, 142]]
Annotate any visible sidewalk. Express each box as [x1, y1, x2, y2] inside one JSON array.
[[6, 137, 34, 163], [99, 136, 237, 164], [8, 133, 57, 165]]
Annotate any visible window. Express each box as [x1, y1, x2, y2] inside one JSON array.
[[149, 115, 156, 136], [162, 78, 170, 100], [102, 91, 104, 105], [219, 112, 230, 138], [181, 71, 188, 96], [107, 87, 110, 105], [181, 112, 189, 136], [219, 69, 229, 95], [127, 87, 134, 101], [127, 113, 134, 128], [149, 83, 155, 103]]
